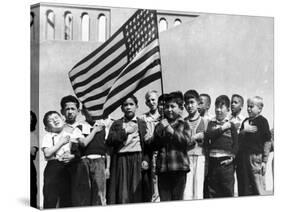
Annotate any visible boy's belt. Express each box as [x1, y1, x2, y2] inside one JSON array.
[[82, 154, 105, 159], [209, 156, 232, 166]]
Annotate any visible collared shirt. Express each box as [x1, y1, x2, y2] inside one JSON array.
[[41, 127, 83, 161], [118, 116, 142, 153], [228, 113, 245, 133], [79, 117, 114, 139], [209, 117, 232, 138], [139, 111, 160, 140]]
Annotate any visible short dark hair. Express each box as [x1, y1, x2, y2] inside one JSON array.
[[215, 95, 230, 108], [60, 95, 80, 109], [43, 111, 61, 128], [158, 93, 168, 104], [231, 94, 244, 107], [122, 95, 138, 106], [30, 111, 37, 132], [184, 90, 200, 102], [200, 93, 211, 106], [166, 91, 184, 108]]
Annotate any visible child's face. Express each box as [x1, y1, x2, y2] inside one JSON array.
[[231, 97, 243, 116], [184, 98, 199, 116], [198, 96, 209, 116], [247, 99, 261, 118], [146, 93, 158, 112], [215, 103, 229, 121], [46, 113, 64, 133], [121, 97, 137, 119], [62, 102, 79, 124], [164, 101, 182, 121]]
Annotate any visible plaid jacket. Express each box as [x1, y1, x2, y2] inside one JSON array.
[[151, 118, 194, 173]]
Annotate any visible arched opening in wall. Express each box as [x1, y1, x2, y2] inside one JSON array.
[[174, 19, 182, 26], [64, 12, 73, 40], [98, 14, 106, 42], [30, 12, 35, 40], [159, 18, 168, 32], [46, 10, 55, 40], [81, 13, 89, 41]]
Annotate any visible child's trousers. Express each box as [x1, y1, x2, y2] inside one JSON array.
[[184, 155, 205, 200], [236, 152, 266, 196], [158, 171, 187, 201], [205, 156, 234, 198], [43, 160, 71, 208], [78, 157, 107, 206]]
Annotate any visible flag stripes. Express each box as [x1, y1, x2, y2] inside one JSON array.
[[70, 31, 124, 79], [69, 9, 162, 119], [81, 39, 160, 104], [103, 72, 162, 117], [70, 40, 127, 87]]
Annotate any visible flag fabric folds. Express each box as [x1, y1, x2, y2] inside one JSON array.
[[69, 9, 162, 119]]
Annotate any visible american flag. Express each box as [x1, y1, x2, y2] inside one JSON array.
[[69, 9, 162, 119]]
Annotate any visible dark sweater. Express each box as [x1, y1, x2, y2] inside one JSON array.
[[79, 124, 108, 156], [205, 119, 238, 156], [239, 115, 271, 154]]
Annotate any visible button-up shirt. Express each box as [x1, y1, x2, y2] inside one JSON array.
[[139, 111, 160, 140], [41, 126, 83, 161], [228, 113, 245, 133]]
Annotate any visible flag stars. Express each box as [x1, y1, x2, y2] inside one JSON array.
[[125, 10, 157, 61]]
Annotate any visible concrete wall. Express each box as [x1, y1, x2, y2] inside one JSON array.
[[159, 14, 274, 127]]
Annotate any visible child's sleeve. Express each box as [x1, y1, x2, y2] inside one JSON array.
[[172, 121, 194, 149], [106, 120, 128, 148], [69, 127, 84, 159], [150, 123, 165, 150], [205, 121, 224, 139], [141, 120, 153, 166], [41, 133, 53, 150], [230, 122, 239, 157], [261, 117, 272, 163]]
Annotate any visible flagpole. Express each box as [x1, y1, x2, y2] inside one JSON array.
[[154, 10, 165, 118], [158, 47, 165, 119]]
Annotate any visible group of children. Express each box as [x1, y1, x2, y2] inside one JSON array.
[[40, 90, 273, 208]]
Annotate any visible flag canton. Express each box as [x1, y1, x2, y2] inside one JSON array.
[[123, 10, 158, 62]]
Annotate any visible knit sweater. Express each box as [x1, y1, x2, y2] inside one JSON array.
[[205, 119, 238, 156], [239, 115, 271, 155]]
